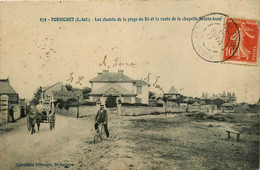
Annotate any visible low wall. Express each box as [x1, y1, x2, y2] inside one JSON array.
[[186, 105, 218, 113], [0, 104, 20, 124], [57, 104, 218, 117], [57, 105, 99, 117], [121, 106, 185, 116]]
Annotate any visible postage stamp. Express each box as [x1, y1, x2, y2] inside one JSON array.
[[222, 19, 259, 66], [191, 13, 240, 63]]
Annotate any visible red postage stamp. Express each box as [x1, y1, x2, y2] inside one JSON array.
[[223, 19, 259, 65]]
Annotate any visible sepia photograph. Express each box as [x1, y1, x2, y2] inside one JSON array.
[[0, 0, 259, 169]]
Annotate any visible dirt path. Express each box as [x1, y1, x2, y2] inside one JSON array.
[[0, 115, 92, 169], [0, 113, 259, 169], [0, 114, 145, 170]]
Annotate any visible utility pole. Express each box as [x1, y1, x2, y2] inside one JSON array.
[[77, 95, 80, 118]]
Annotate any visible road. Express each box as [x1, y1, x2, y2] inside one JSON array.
[[0, 113, 258, 169], [0, 115, 93, 169], [0, 114, 144, 170]]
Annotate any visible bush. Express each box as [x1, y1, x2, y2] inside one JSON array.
[[105, 95, 117, 108], [186, 112, 206, 120], [81, 101, 96, 106], [150, 112, 161, 115], [55, 99, 80, 110], [122, 103, 149, 106]]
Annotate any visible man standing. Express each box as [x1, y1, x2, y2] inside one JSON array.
[[94, 104, 110, 139], [20, 106, 25, 118], [9, 106, 14, 122]]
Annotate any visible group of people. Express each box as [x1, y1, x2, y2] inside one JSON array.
[[8, 103, 110, 138], [8, 106, 26, 123]]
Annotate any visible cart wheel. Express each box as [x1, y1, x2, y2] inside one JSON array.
[[27, 117, 31, 131]]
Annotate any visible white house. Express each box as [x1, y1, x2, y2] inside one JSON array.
[[89, 70, 150, 104]]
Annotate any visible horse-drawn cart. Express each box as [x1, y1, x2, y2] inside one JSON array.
[[27, 104, 56, 134]]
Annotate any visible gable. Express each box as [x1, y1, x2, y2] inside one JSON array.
[[104, 87, 120, 95]]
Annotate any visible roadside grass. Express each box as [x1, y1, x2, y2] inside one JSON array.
[[123, 113, 259, 169]]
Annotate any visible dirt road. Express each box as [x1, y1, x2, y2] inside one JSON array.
[[0, 115, 91, 169], [0, 114, 145, 170], [0, 113, 259, 170]]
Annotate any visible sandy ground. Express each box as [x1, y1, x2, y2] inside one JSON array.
[[0, 112, 259, 170]]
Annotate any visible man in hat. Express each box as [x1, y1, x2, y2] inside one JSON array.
[[9, 106, 15, 122], [94, 104, 110, 139]]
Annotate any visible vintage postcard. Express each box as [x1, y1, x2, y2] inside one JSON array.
[[0, 0, 259, 169]]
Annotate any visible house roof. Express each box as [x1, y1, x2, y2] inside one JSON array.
[[43, 82, 68, 92], [89, 83, 136, 96], [156, 98, 165, 104], [192, 102, 201, 106], [0, 79, 17, 94], [134, 80, 150, 86], [222, 103, 234, 107], [165, 86, 179, 94], [184, 98, 189, 102], [90, 71, 134, 83], [153, 92, 163, 99], [200, 101, 206, 105]]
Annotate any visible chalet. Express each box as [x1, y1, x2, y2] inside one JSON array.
[[164, 86, 180, 101], [221, 103, 235, 113], [89, 70, 150, 104], [39, 82, 68, 104], [0, 79, 19, 104], [149, 92, 164, 107]]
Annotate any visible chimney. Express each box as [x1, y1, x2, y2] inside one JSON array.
[[103, 70, 109, 73]]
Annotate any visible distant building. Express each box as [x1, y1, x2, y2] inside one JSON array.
[[19, 98, 27, 108], [39, 82, 68, 104], [201, 92, 209, 100], [149, 92, 165, 107], [89, 70, 150, 104], [209, 91, 237, 103], [221, 103, 235, 113], [231, 92, 237, 103], [164, 86, 180, 101], [0, 79, 19, 104]]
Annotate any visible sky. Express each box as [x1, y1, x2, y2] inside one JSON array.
[[0, 0, 259, 104]]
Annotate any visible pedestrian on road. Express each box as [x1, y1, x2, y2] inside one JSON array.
[[94, 104, 110, 139], [20, 106, 25, 118], [9, 106, 14, 122]]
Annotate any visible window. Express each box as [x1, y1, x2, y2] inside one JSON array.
[[137, 86, 142, 94], [136, 98, 141, 103], [124, 97, 131, 103]]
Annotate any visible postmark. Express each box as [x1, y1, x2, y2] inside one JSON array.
[[222, 18, 259, 66], [191, 13, 240, 63]]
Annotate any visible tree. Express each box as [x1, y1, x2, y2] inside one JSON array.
[[149, 91, 154, 99], [82, 87, 91, 99], [31, 87, 42, 105], [213, 98, 224, 108], [201, 92, 205, 99], [65, 84, 73, 91], [105, 95, 117, 108], [162, 96, 168, 103]]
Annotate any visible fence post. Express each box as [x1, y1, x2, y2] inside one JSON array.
[[0, 95, 9, 123], [117, 99, 122, 116]]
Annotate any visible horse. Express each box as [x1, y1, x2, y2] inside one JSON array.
[[29, 104, 49, 134]]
